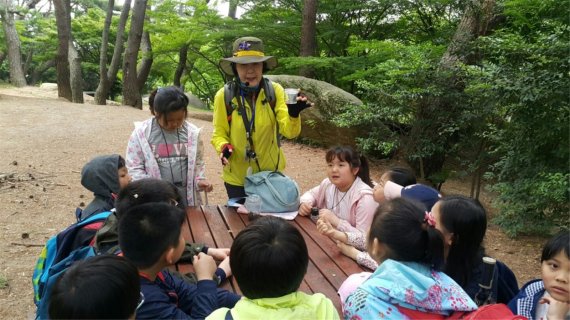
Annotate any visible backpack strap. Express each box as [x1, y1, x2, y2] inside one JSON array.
[[224, 81, 239, 125], [262, 78, 281, 149], [224, 78, 281, 171]]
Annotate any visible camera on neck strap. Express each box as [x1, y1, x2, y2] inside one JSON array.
[[246, 148, 257, 160]]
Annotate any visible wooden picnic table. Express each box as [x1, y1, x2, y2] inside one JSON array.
[[176, 205, 365, 314]]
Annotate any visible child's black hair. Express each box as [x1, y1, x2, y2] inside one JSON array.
[[150, 86, 189, 119], [325, 145, 373, 188], [438, 195, 487, 287], [230, 216, 308, 299], [368, 198, 445, 270], [118, 155, 126, 169], [48, 255, 140, 319], [385, 166, 416, 186], [118, 202, 185, 269], [541, 231, 570, 262], [115, 178, 182, 217]]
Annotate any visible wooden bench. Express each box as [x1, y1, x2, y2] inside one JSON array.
[[176, 205, 364, 314]]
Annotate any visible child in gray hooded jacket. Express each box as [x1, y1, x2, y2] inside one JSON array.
[[79, 154, 131, 220]]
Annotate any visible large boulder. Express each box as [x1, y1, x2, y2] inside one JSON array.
[[266, 75, 365, 147], [187, 93, 207, 110]]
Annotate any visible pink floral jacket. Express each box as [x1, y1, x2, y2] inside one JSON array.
[[125, 118, 206, 206]]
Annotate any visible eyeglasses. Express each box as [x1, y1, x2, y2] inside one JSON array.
[[136, 292, 145, 311]]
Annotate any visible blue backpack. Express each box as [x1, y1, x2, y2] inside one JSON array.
[[32, 210, 111, 319]]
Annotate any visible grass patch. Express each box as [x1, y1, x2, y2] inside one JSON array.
[[0, 274, 8, 289]]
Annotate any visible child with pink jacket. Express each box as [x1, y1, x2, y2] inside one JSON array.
[[299, 146, 377, 236]]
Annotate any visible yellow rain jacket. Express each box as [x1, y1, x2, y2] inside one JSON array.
[[206, 291, 340, 320], [211, 81, 301, 186]]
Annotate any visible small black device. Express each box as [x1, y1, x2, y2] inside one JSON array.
[[310, 207, 319, 222], [246, 149, 257, 160]]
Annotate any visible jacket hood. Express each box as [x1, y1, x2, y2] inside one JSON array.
[[359, 259, 477, 315], [81, 154, 121, 198], [215, 292, 338, 320]]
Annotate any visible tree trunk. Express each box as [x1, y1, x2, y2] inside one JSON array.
[[53, 0, 72, 100], [30, 59, 55, 85], [299, 0, 318, 78], [95, 0, 130, 104], [94, 0, 115, 105], [440, 0, 496, 68], [122, 0, 147, 109], [136, 30, 152, 91], [228, 0, 238, 19], [68, 39, 83, 103], [409, 0, 496, 179], [0, 4, 26, 87], [174, 44, 189, 87]]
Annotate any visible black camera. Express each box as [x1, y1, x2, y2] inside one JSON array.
[[246, 149, 256, 160]]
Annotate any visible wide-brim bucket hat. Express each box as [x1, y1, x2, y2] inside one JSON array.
[[219, 36, 278, 76]]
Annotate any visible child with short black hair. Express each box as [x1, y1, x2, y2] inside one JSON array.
[[95, 178, 230, 282], [79, 154, 131, 220], [119, 202, 240, 319], [508, 231, 570, 319], [48, 255, 141, 319], [342, 198, 477, 318], [207, 216, 339, 320]]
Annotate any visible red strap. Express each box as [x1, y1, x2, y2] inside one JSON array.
[[139, 271, 165, 283], [397, 306, 446, 319]]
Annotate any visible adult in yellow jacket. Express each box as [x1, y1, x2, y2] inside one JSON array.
[[211, 36, 311, 199]]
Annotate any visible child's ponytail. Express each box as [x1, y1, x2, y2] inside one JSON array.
[[148, 88, 158, 115], [367, 198, 445, 269], [423, 215, 445, 271], [358, 155, 373, 188]]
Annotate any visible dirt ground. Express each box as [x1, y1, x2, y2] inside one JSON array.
[[0, 85, 543, 318]]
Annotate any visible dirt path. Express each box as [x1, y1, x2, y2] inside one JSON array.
[[0, 86, 542, 317]]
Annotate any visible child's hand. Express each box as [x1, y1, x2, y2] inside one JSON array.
[[336, 241, 360, 260], [319, 209, 340, 227], [317, 219, 336, 237], [197, 179, 213, 192], [298, 202, 312, 216], [540, 296, 570, 320], [207, 247, 230, 260], [317, 219, 348, 243], [193, 253, 217, 281]]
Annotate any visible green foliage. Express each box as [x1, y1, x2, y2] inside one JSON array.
[[0, 273, 7, 289], [492, 173, 570, 236], [477, 0, 570, 235]]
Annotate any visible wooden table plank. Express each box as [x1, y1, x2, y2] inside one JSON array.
[[181, 205, 364, 315], [218, 205, 247, 239], [295, 215, 366, 276], [293, 220, 348, 291], [201, 205, 242, 294], [187, 206, 216, 248], [201, 205, 235, 248]]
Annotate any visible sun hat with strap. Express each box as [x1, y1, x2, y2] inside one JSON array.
[[219, 36, 278, 75]]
